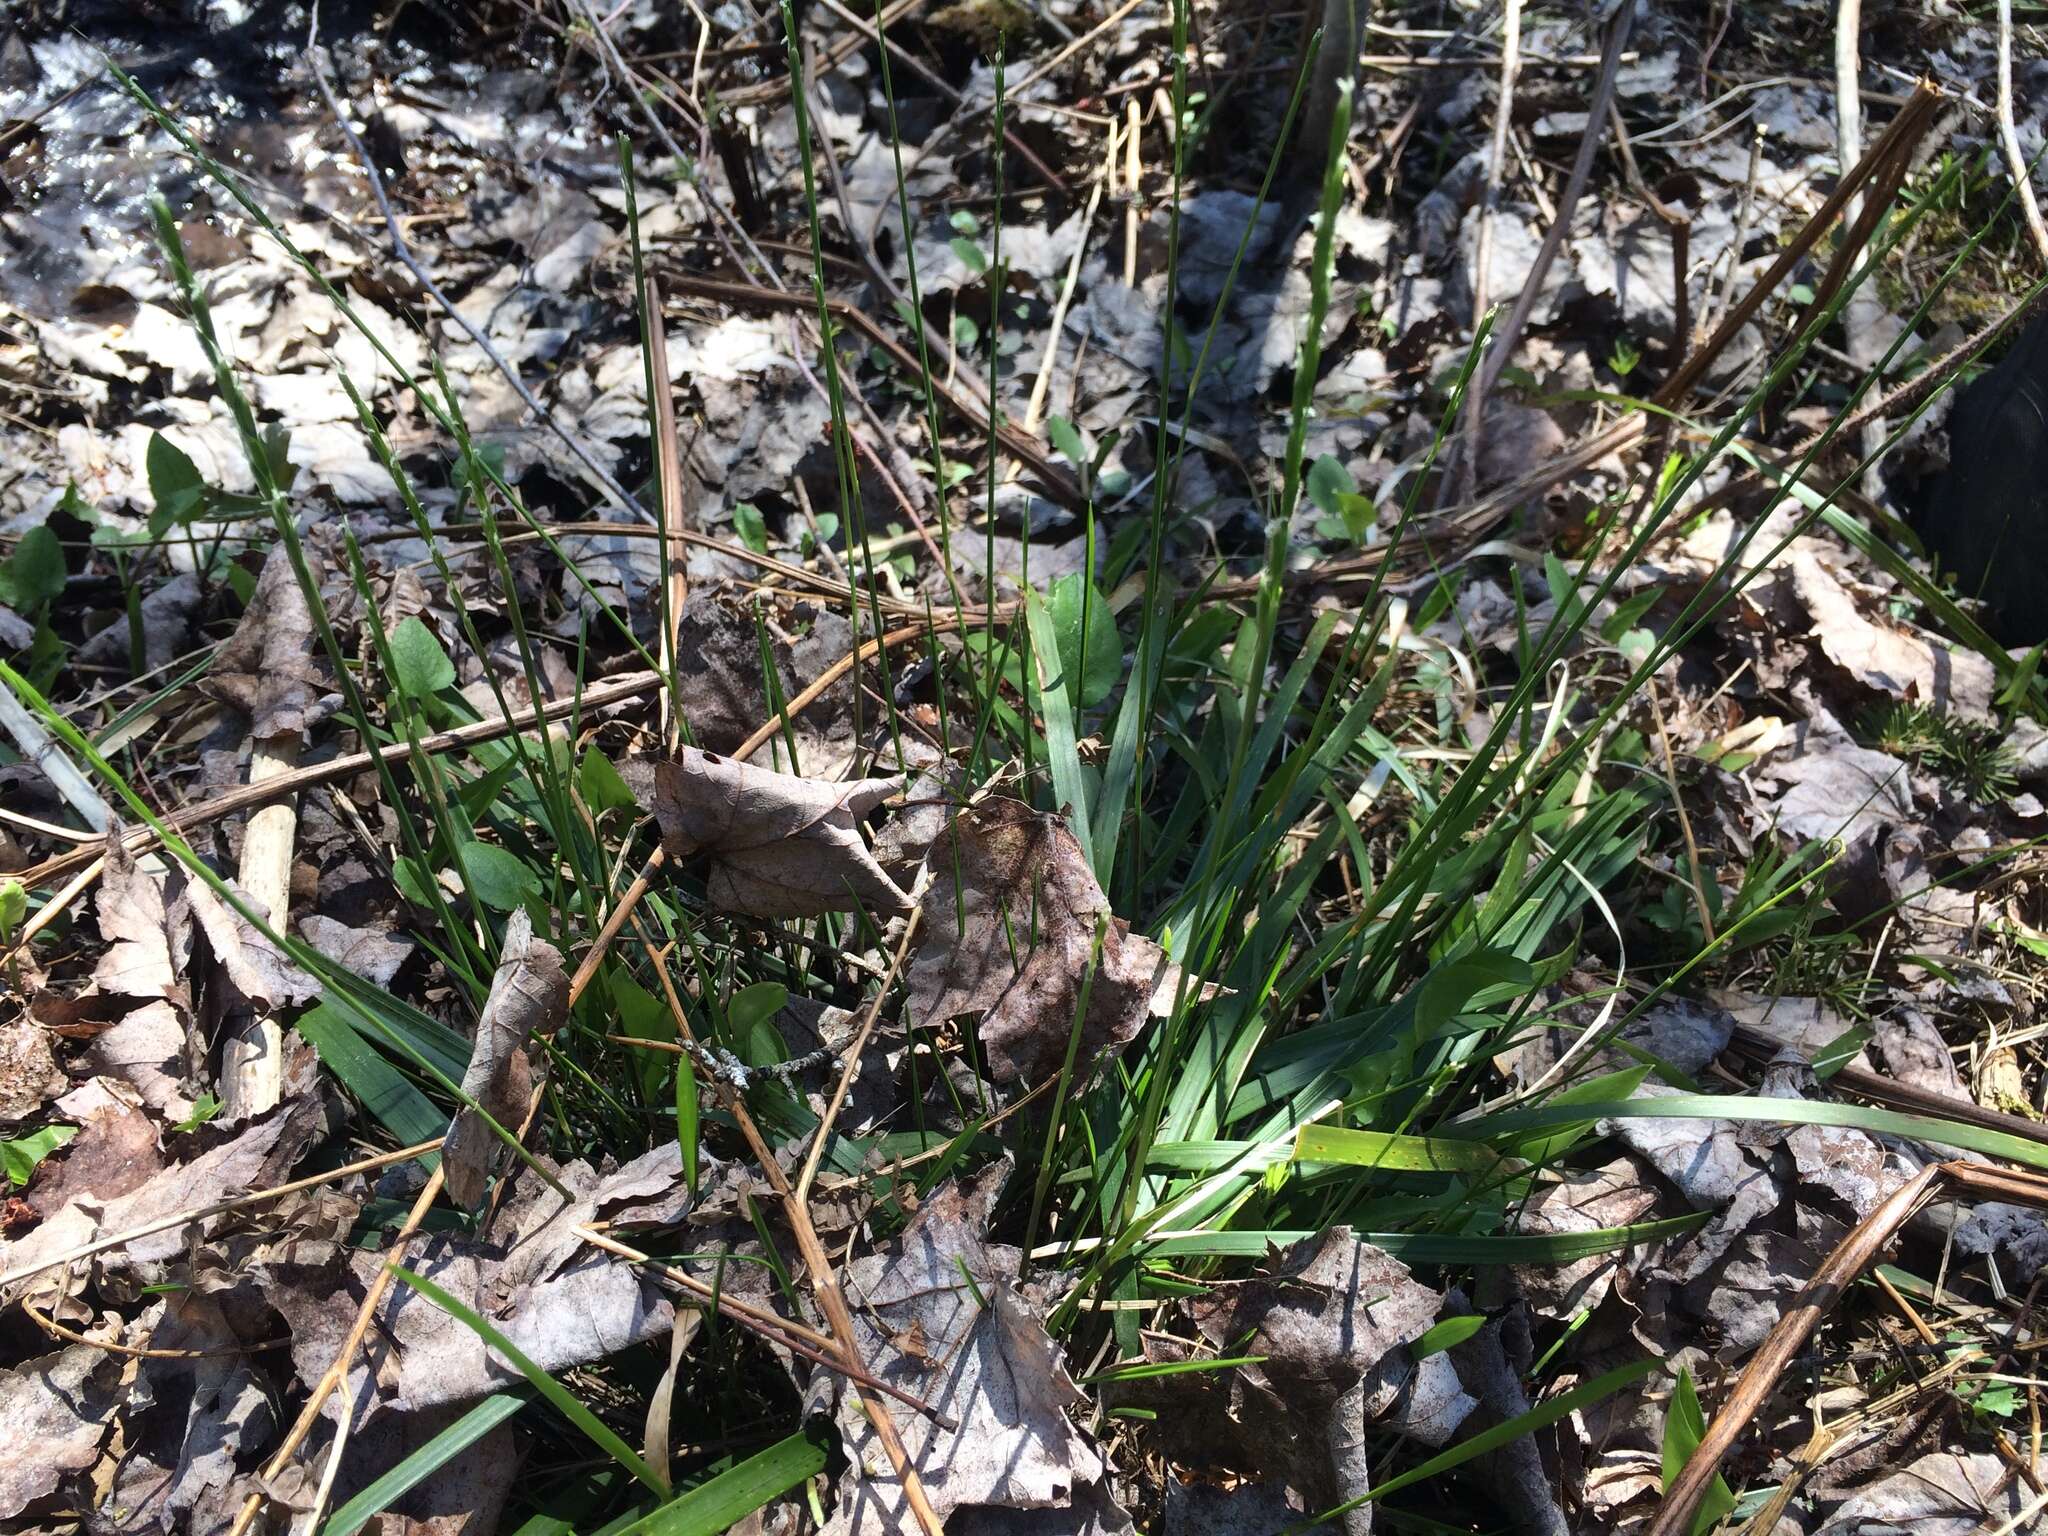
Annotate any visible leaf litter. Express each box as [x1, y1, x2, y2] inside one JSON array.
[[4, 0, 2048, 1532]]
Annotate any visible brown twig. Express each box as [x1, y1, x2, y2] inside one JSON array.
[[12, 672, 667, 891], [629, 913, 947, 1533], [641, 271, 690, 750], [0, 1136, 445, 1292], [1654, 81, 1940, 410], [1473, 0, 1634, 404], [1650, 1161, 2048, 1536]]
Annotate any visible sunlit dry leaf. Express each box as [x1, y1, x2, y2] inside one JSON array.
[[1814, 1450, 2024, 1534], [441, 909, 568, 1209], [1603, 1086, 1781, 1282], [107, 1292, 276, 1529], [0, 1019, 64, 1125], [203, 543, 330, 743], [91, 837, 187, 1002], [266, 1145, 693, 1430], [0, 1343, 123, 1520], [647, 746, 910, 920], [299, 913, 415, 988], [1789, 550, 1996, 723], [1510, 1158, 1663, 1319], [184, 879, 319, 1012], [82, 1002, 197, 1122], [905, 797, 1184, 1087], [820, 1162, 1129, 1536], [0, 1097, 326, 1311]]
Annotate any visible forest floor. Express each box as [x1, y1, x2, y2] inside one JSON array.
[[5, 0, 2048, 1533]]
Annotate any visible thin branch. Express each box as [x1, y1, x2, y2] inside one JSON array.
[[1998, 0, 2048, 262]]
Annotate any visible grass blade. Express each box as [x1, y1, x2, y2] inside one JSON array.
[[320, 1394, 525, 1536], [390, 1267, 666, 1495]]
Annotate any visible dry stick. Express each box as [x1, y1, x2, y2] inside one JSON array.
[[1831, 0, 1890, 500], [221, 735, 299, 1119], [1648, 1161, 2048, 1536], [307, 42, 652, 522], [0, 1136, 444, 1292], [1997, 0, 2048, 263], [24, 1298, 289, 1360], [720, 0, 929, 108], [793, 907, 921, 1206], [642, 271, 689, 750], [1021, 130, 1110, 436], [11, 853, 102, 956], [628, 912, 948, 1536], [577, 1226, 956, 1426], [1645, 680, 1714, 945], [13, 670, 666, 891], [1473, 0, 1633, 406], [227, 1165, 448, 1536], [0, 682, 113, 833], [1653, 81, 1940, 409]]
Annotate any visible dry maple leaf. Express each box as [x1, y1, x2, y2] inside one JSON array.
[[905, 796, 1183, 1086], [442, 909, 570, 1209], [646, 747, 911, 920]]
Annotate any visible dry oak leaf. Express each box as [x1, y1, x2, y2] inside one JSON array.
[[442, 908, 569, 1208], [646, 746, 911, 920], [906, 796, 1185, 1085]]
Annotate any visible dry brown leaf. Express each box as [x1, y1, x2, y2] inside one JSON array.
[[819, 1162, 1128, 1536], [202, 543, 330, 743], [106, 1292, 277, 1530], [670, 588, 861, 775], [1126, 1228, 1473, 1536], [0, 1343, 124, 1521], [184, 878, 320, 1012], [83, 1002, 198, 1122], [267, 1146, 692, 1429], [1601, 1087, 1781, 1282], [647, 746, 911, 920], [1814, 1449, 2026, 1534], [905, 796, 1184, 1087], [0, 1096, 326, 1310], [26, 1101, 162, 1217], [1789, 550, 1996, 723], [441, 908, 569, 1209], [299, 913, 416, 987], [0, 1018, 65, 1125], [91, 837, 187, 1002], [1510, 1158, 1663, 1318]]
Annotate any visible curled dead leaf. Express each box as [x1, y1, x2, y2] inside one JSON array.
[[647, 746, 911, 919], [441, 909, 569, 1209], [905, 797, 1188, 1087]]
